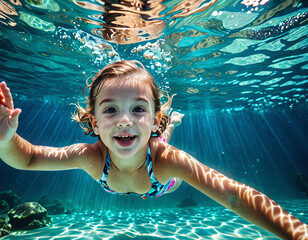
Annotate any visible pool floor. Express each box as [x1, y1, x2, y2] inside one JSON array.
[[3, 199, 307, 240]]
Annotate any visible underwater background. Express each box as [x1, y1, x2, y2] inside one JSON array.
[[0, 0, 307, 239]]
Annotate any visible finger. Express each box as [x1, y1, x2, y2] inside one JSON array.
[[0, 82, 14, 109], [0, 82, 5, 105], [8, 108, 21, 129], [0, 90, 4, 105]]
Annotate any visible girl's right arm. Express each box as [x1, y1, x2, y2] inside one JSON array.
[[0, 82, 102, 176]]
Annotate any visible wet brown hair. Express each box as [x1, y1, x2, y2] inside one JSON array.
[[72, 60, 173, 138]]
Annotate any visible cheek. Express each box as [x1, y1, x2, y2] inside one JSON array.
[[96, 116, 113, 130], [100, 121, 113, 130], [137, 115, 153, 126]]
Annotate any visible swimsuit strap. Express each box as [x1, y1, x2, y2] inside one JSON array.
[[144, 146, 175, 198], [145, 147, 161, 185], [98, 150, 115, 193]]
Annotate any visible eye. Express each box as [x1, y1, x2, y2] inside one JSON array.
[[133, 106, 145, 113], [103, 107, 117, 114]]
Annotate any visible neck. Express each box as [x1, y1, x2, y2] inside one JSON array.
[[109, 145, 148, 173]]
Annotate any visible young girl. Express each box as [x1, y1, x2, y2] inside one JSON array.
[[0, 60, 307, 239]]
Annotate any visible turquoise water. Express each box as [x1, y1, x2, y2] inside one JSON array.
[[4, 201, 308, 239], [1, 0, 307, 111], [0, 0, 308, 239]]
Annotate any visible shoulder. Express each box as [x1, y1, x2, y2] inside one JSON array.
[[77, 141, 108, 181], [149, 137, 209, 184], [149, 137, 187, 183], [72, 141, 106, 160], [149, 137, 186, 166]]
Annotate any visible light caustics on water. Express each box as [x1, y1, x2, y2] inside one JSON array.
[[0, 2, 308, 240], [0, 0, 220, 44], [0, 0, 307, 111], [5, 201, 308, 239]]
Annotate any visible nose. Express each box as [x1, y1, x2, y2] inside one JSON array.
[[116, 112, 133, 128]]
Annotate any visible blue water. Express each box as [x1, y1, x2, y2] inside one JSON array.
[[2, 202, 308, 239], [0, 0, 308, 239]]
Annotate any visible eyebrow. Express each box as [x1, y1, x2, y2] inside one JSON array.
[[99, 98, 113, 106], [99, 97, 150, 106]]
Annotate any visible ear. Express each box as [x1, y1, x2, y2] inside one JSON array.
[[152, 112, 162, 133], [89, 114, 99, 135]]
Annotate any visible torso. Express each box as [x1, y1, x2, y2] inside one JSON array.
[[90, 137, 174, 196], [107, 159, 152, 194]]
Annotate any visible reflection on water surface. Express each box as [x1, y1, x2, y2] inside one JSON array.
[[0, 0, 307, 111]]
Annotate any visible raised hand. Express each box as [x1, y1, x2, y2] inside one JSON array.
[[0, 82, 21, 145]]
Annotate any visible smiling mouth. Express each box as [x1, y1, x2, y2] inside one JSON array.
[[114, 135, 136, 142], [113, 134, 138, 147]]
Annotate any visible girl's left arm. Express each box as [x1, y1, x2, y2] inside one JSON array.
[[158, 145, 307, 240]]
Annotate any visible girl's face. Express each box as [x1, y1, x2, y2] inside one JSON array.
[[90, 75, 161, 159]]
